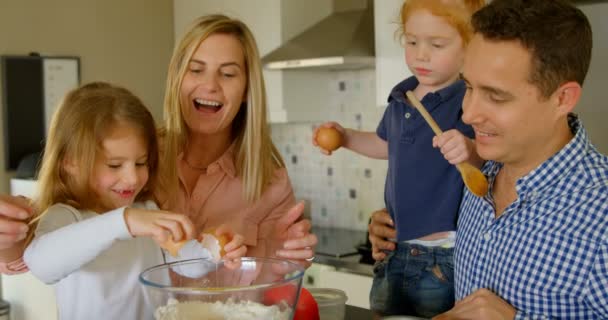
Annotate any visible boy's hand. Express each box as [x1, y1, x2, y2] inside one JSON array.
[[433, 129, 475, 165], [312, 122, 346, 155], [210, 224, 247, 260], [124, 208, 195, 245]]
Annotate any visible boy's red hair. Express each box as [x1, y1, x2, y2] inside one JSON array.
[[399, 0, 486, 45]]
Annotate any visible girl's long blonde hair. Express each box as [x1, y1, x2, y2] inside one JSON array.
[[160, 14, 285, 207], [29, 82, 158, 235]]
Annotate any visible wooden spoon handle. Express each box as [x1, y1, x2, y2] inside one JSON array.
[[405, 91, 444, 136], [406, 90, 467, 173]]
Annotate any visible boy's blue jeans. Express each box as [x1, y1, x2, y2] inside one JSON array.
[[370, 242, 455, 318]]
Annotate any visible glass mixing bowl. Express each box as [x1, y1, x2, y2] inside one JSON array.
[[139, 257, 305, 320]]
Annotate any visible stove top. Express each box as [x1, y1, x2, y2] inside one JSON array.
[[312, 226, 367, 258]]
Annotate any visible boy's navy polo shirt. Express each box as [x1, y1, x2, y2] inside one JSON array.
[[377, 76, 474, 241]]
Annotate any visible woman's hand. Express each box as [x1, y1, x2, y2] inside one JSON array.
[[124, 208, 195, 244], [274, 202, 318, 267], [211, 224, 247, 260], [368, 208, 396, 261]]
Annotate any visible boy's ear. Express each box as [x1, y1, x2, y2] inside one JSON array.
[[554, 81, 582, 116]]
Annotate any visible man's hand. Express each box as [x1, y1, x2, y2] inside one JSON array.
[[432, 289, 517, 320], [0, 195, 34, 250], [368, 208, 396, 261]]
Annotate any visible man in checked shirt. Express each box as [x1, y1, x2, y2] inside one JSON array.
[[432, 0, 608, 319]]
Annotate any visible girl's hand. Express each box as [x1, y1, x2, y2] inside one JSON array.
[[124, 208, 195, 245], [312, 122, 346, 155], [210, 224, 247, 260], [433, 129, 476, 165]]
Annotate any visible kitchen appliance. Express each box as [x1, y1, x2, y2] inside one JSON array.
[[1, 54, 80, 170], [356, 219, 374, 265], [312, 226, 367, 259], [262, 0, 374, 70], [356, 236, 374, 265], [139, 257, 305, 320]]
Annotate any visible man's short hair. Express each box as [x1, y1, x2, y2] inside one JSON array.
[[472, 0, 592, 98]]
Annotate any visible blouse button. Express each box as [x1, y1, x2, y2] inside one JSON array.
[[405, 112, 411, 119], [483, 233, 491, 241]]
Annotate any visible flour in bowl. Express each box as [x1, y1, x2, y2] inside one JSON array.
[[154, 298, 292, 320]]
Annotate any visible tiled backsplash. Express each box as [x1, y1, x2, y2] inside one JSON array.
[[271, 69, 388, 231]]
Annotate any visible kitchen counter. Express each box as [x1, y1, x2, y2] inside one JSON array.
[[307, 226, 375, 309], [314, 253, 374, 277], [311, 226, 374, 277], [346, 304, 374, 319]]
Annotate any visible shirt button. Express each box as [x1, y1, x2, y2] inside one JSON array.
[[483, 233, 491, 241], [405, 112, 411, 119]]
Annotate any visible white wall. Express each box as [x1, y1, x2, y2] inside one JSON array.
[[173, 0, 282, 54], [0, 1, 175, 193], [577, 2, 608, 154]]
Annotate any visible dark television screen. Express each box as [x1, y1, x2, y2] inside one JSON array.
[[1, 56, 46, 171]]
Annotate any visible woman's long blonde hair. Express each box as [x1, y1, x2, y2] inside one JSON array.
[[160, 14, 285, 206], [30, 82, 159, 230]]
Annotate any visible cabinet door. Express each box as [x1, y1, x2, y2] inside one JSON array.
[[320, 269, 373, 309], [2, 273, 58, 320], [374, 0, 412, 107], [7, 179, 57, 320]]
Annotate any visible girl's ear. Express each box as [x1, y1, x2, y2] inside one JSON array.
[[62, 158, 78, 176]]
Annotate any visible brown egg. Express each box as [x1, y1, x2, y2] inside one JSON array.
[[160, 238, 187, 257], [316, 127, 342, 151], [201, 229, 229, 262], [161, 228, 229, 261]]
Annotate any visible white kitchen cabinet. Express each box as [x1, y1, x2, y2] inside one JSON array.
[[374, 0, 412, 107], [304, 263, 373, 309], [321, 268, 373, 309], [303, 262, 336, 288], [3, 179, 58, 320]]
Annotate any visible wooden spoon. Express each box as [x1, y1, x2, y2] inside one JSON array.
[[405, 90, 488, 197]]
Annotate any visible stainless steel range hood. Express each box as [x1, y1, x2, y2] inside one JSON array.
[[262, 0, 375, 70]]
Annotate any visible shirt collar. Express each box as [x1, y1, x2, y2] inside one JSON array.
[[483, 114, 588, 200], [178, 143, 237, 178], [387, 76, 465, 105]]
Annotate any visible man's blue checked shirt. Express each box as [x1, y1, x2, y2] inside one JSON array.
[[455, 116, 608, 319]]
